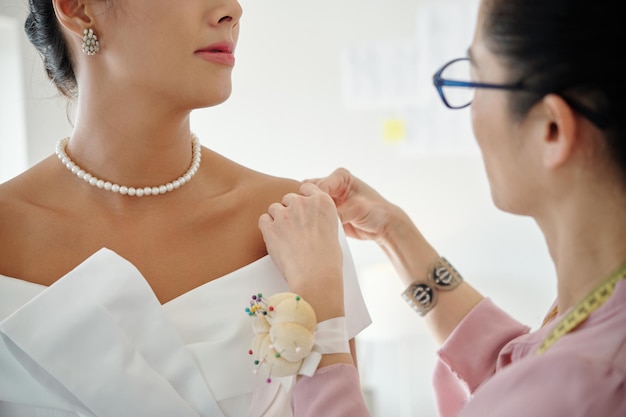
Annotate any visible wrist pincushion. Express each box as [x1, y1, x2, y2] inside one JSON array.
[[246, 293, 317, 382]]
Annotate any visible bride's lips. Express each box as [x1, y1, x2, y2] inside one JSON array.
[[195, 42, 235, 66]]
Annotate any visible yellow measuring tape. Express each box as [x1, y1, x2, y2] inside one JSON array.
[[536, 262, 626, 355]]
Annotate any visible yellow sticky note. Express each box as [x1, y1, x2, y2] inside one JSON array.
[[382, 118, 406, 143]]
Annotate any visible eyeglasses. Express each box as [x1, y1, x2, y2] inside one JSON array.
[[432, 57, 609, 129], [432, 57, 523, 109]]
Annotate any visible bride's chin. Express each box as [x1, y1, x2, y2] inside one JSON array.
[[201, 89, 233, 107]]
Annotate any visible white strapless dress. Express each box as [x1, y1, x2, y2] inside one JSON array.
[[0, 230, 371, 417]]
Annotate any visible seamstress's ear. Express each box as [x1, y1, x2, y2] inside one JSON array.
[[52, 0, 96, 37], [540, 94, 578, 169]]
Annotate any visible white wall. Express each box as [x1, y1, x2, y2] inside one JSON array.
[[2, 0, 556, 416], [1, 0, 71, 167], [0, 14, 27, 183]]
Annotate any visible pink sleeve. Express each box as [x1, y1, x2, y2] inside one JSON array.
[[292, 364, 371, 417], [459, 353, 626, 417], [433, 298, 530, 417]]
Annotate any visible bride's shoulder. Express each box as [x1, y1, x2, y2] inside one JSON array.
[[0, 157, 67, 244], [0, 160, 56, 278], [0, 157, 58, 208], [204, 149, 302, 197]]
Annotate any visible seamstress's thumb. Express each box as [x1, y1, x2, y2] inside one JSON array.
[[304, 168, 353, 205]]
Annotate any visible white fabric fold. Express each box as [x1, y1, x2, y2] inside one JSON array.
[[0, 248, 223, 417], [0, 224, 372, 417]]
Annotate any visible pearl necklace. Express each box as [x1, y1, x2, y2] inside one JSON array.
[[55, 133, 201, 196]]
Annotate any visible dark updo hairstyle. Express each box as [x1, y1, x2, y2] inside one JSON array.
[[24, 0, 77, 98], [483, 0, 625, 181]]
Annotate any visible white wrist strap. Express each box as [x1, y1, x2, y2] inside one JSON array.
[[298, 316, 349, 376], [314, 316, 350, 353]]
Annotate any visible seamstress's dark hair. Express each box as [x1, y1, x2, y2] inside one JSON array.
[[483, 0, 625, 181], [24, 0, 77, 98]]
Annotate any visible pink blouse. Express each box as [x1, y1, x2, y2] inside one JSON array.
[[293, 280, 626, 417]]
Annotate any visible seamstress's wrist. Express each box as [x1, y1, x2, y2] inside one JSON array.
[[378, 207, 440, 288], [373, 202, 409, 247], [316, 352, 355, 370], [395, 257, 483, 344], [289, 275, 345, 323], [304, 299, 344, 324], [401, 256, 464, 316]]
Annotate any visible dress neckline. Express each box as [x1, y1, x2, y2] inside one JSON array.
[[0, 248, 274, 306]]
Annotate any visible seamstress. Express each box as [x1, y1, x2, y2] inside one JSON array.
[[259, 0, 626, 415]]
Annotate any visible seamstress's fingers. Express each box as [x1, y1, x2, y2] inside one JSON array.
[[298, 182, 322, 197], [312, 168, 353, 202], [302, 176, 320, 185], [265, 202, 285, 220], [257, 212, 273, 232], [281, 192, 298, 206]]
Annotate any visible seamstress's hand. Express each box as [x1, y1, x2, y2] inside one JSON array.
[[305, 168, 399, 244], [308, 168, 440, 290], [259, 182, 344, 322]]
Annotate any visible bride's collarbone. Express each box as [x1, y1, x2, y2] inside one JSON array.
[[0, 225, 267, 303]]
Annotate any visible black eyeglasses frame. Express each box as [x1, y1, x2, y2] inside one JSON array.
[[432, 57, 609, 129]]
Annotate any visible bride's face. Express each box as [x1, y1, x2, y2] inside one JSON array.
[[92, 0, 243, 109]]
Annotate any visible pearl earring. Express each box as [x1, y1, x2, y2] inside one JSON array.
[[82, 28, 100, 56]]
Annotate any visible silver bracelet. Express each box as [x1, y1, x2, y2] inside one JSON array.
[[401, 257, 463, 316]]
